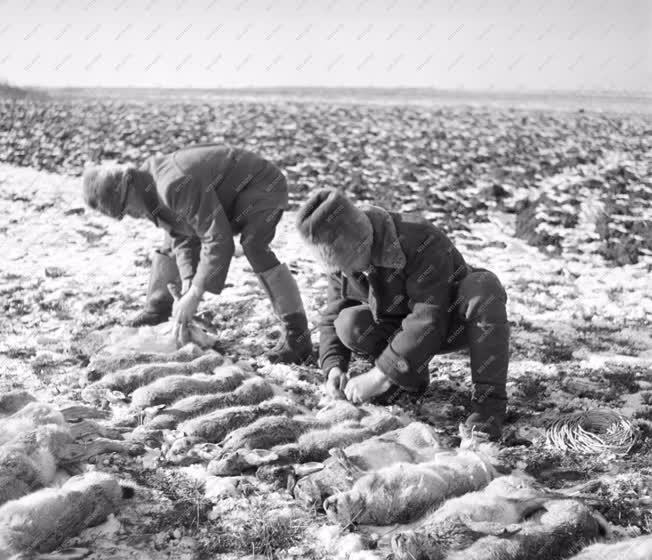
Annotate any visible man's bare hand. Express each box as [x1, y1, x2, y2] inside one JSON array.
[[172, 322, 191, 346], [173, 285, 202, 325], [343, 366, 393, 404], [326, 367, 348, 399]]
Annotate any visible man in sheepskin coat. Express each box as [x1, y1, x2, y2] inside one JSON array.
[[82, 144, 312, 365], [297, 188, 510, 438]]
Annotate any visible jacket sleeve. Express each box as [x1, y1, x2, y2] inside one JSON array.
[[375, 235, 455, 392], [319, 273, 357, 376], [167, 231, 200, 282], [164, 176, 235, 295]]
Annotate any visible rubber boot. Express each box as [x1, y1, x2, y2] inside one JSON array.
[[464, 322, 510, 440], [127, 250, 180, 327], [257, 263, 313, 365]]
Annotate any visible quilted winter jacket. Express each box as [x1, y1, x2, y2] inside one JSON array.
[[141, 144, 288, 294], [319, 206, 470, 391]]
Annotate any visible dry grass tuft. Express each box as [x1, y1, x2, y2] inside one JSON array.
[[238, 499, 309, 559], [196, 498, 311, 559]]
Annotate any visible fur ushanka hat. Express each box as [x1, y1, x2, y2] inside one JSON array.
[[81, 164, 129, 219], [296, 188, 373, 269]]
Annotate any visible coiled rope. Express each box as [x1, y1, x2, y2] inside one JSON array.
[[545, 409, 638, 456]]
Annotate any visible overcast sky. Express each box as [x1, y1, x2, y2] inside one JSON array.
[[0, 0, 649, 93]]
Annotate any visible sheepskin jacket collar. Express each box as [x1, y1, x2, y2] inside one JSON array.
[[362, 205, 407, 270]]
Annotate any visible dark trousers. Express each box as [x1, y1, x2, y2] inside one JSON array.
[[159, 207, 282, 275], [146, 208, 284, 313], [333, 269, 509, 400]]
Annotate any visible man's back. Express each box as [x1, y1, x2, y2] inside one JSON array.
[[143, 144, 271, 220]]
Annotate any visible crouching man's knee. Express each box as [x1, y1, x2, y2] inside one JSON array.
[[457, 271, 508, 323], [334, 306, 379, 355]]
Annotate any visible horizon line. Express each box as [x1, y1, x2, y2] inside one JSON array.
[[33, 84, 652, 99]]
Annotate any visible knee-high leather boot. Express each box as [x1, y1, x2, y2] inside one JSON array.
[[126, 250, 180, 327], [464, 321, 510, 440], [257, 263, 313, 365]]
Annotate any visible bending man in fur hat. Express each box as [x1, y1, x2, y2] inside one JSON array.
[[82, 144, 312, 365], [297, 189, 510, 438]]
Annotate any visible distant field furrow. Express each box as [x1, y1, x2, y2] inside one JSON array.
[[1, 97, 650, 262]]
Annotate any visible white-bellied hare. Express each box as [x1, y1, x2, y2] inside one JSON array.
[[293, 422, 444, 508], [391, 474, 564, 560], [568, 534, 652, 560], [446, 499, 602, 560], [0, 471, 132, 556], [323, 446, 498, 526]]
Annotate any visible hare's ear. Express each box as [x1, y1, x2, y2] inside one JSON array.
[[36, 546, 94, 559], [242, 448, 279, 467], [459, 422, 489, 449], [329, 448, 362, 481], [460, 514, 522, 538]]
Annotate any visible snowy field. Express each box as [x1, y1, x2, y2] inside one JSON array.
[[0, 95, 651, 559]]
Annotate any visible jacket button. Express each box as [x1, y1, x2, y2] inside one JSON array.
[[397, 359, 409, 373]]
